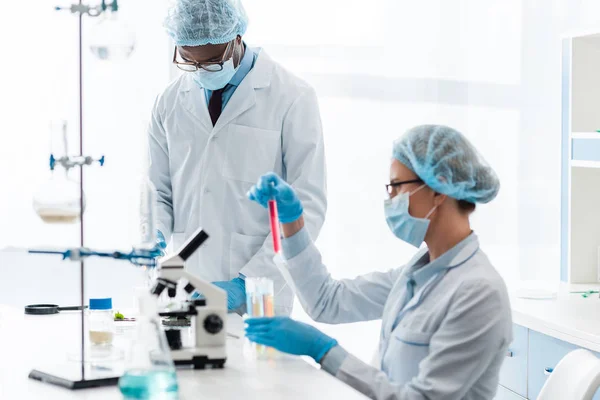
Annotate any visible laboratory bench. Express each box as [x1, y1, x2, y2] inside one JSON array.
[[0, 305, 367, 400], [5, 287, 599, 400], [4, 252, 600, 399], [496, 283, 600, 400]]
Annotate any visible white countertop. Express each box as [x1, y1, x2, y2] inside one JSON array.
[[510, 283, 600, 352], [6, 249, 600, 396], [0, 306, 367, 400]]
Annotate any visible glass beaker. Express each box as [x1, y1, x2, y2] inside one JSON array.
[[244, 278, 277, 360], [246, 278, 275, 319], [119, 294, 178, 399]]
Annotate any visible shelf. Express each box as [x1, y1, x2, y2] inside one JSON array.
[[572, 160, 600, 168], [572, 138, 600, 163], [572, 132, 600, 139]]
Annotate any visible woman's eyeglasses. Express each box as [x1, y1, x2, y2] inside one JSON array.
[[385, 179, 423, 198]]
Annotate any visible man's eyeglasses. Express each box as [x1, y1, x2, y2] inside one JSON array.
[[173, 40, 235, 72], [385, 179, 423, 198]]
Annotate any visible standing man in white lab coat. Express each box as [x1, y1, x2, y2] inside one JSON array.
[[148, 0, 326, 314]]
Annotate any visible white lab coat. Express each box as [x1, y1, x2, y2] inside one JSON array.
[[277, 232, 513, 399], [148, 49, 327, 314]]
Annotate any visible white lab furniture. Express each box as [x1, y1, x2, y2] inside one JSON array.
[[496, 284, 600, 400], [505, 27, 600, 400], [561, 30, 600, 283], [537, 349, 600, 400], [0, 305, 367, 400]]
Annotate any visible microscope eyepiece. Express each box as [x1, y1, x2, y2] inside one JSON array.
[[151, 280, 166, 296], [151, 278, 177, 297]]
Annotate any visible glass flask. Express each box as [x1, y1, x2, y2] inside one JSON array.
[[89, 8, 136, 61], [33, 169, 83, 224], [33, 120, 84, 224], [119, 294, 179, 400]]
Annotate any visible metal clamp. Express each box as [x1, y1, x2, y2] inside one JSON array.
[[55, 0, 119, 17], [543, 367, 553, 376], [55, 4, 102, 17], [50, 154, 105, 171]]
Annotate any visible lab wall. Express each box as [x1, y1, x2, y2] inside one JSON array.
[[2, 0, 600, 364]]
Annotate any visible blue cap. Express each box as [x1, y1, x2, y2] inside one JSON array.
[[89, 298, 112, 310], [392, 125, 500, 204], [164, 0, 248, 46]]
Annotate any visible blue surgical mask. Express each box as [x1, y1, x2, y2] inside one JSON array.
[[384, 184, 437, 248], [192, 57, 238, 90]]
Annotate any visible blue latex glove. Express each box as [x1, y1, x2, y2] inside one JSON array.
[[247, 172, 303, 223], [129, 231, 167, 267], [245, 316, 338, 362], [156, 230, 167, 257], [213, 277, 246, 311]]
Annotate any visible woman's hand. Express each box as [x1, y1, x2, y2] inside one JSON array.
[[245, 316, 338, 362]]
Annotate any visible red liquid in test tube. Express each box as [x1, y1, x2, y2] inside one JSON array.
[[268, 200, 282, 254]]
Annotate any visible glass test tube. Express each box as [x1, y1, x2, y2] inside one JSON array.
[[268, 200, 281, 254], [246, 278, 275, 358], [246, 278, 274, 317]]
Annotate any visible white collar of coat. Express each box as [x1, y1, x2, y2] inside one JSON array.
[[404, 232, 480, 272], [180, 47, 273, 93]]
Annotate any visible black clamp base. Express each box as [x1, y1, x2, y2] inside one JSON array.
[[174, 356, 226, 370]]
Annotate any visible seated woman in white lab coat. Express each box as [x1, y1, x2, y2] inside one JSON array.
[[245, 125, 512, 400]]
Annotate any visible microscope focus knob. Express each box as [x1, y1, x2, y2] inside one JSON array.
[[204, 314, 224, 335]]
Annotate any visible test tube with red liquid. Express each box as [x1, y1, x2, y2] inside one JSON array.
[[268, 199, 281, 254]]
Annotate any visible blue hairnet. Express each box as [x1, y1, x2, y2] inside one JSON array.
[[392, 125, 500, 204], [164, 0, 248, 46]]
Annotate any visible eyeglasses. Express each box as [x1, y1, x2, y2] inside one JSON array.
[[385, 179, 423, 198], [173, 40, 235, 72]]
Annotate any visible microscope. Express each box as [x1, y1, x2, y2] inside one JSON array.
[[151, 227, 228, 369]]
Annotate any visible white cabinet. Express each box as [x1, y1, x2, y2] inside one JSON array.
[[499, 324, 600, 399], [562, 32, 600, 282], [498, 325, 527, 397]]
